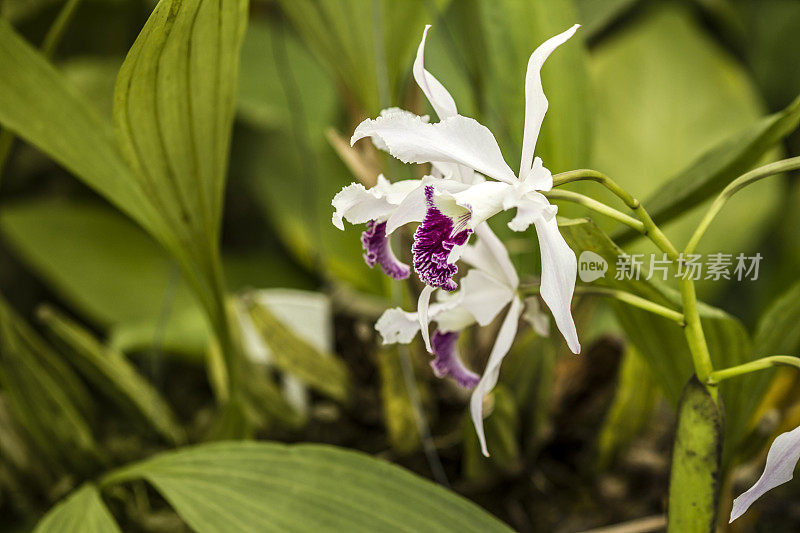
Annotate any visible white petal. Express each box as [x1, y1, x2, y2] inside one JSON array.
[[352, 111, 517, 184], [450, 181, 511, 228], [384, 176, 469, 234], [507, 193, 554, 232], [519, 24, 580, 182], [533, 214, 580, 354], [470, 297, 523, 457], [418, 285, 436, 352], [730, 424, 800, 522], [375, 308, 421, 344], [434, 306, 475, 332], [462, 223, 519, 288], [523, 297, 550, 337], [331, 178, 421, 229], [459, 270, 515, 326], [414, 25, 458, 120], [524, 156, 554, 192]]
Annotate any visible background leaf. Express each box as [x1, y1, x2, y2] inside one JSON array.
[[33, 484, 120, 533], [102, 441, 512, 532]]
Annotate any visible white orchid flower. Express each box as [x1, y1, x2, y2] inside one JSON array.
[[351, 24, 581, 356], [730, 424, 800, 522], [378, 223, 532, 455]]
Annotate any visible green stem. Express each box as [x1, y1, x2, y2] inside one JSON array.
[[707, 355, 800, 385], [678, 274, 716, 395], [553, 169, 680, 260], [685, 156, 800, 254], [544, 189, 646, 233], [521, 284, 685, 324]]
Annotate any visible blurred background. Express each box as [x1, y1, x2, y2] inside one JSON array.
[[1, 0, 799, 531]]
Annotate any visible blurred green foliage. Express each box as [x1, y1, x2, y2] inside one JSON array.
[[0, 0, 798, 531]]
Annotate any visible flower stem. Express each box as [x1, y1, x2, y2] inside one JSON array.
[[685, 156, 800, 254], [678, 274, 716, 396], [577, 286, 685, 324], [707, 355, 800, 385], [544, 189, 645, 233], [552, 169, 680, 260]]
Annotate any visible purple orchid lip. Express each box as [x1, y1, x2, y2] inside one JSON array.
[[412, 186, 471, 291], [361, 220, 411, 280], [430, 330, 479, 389]]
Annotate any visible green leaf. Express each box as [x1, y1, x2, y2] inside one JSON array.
[[245, 297, 350, 403], [102, 441, 511, 532], [0, 199, 197, 328], [0, 19, 157, 232], [560, 218, 768, 457], [33, 484, 121, 533], [576, 0, 642, 38], [477, 0, 591, 173], [276, 0, 449, 114], [667, 377, 723, 533], [614, 94, 800, 244], [0, 296, 100, 473], [754, 280, 800, 356], [37, 305, 184, 445], [597, 344, 659, 469]]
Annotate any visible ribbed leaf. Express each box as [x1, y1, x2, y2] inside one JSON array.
[[667, 377, 723, 533], [37, 306, 184, 445], [33, 484, 121, 533], [0, 297, 100, 473], [102, 441, 511, 532]]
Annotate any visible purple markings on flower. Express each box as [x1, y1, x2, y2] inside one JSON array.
[[430, 330, 479, 389], [361, 220, 410, 280], [412, 186, 471, 291]]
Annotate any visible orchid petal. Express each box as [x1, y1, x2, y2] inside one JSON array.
[[730, 424, 800, 522], [523, 297, 551, 338], [507, 192, 555, 233], [352, 110, 517, 184], [414, 25, 458, 120], [459, 269, 515, 326], [430, 331, 479, 389], [384, 176, 468, 234], [331, 176, 422, 229], [418, 285, 435, 352], [375, 308, 420, 344], [470, 296, 523, 456], [519, 24, 580, 182], [534, 213, 580, 354], [463, 223, 519, 288], [449, 181, 511, 228]]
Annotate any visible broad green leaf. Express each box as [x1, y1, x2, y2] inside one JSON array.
[[614, 94, 800, 244], [33, 484, 121, 533], [38, 305, 184, 445], [0, 19, 157, 232], [102, 441, 512, 532], [0, 199, 197, 327], [477, 0, 592, 173], [0, 198, 312, 357], [560, 218, 768, 457], [0, 296, 100, 474], [276, 0, 449, 114], [245, 297, 350, 403], [584, 3, 781, 295], [753, 279, 800, 356], [377, 346, 422, 454], [597, 344, 659, 468], [667, 377, 723, 533]]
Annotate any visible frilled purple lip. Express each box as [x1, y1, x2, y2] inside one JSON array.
[[430, 330, 479, 389], [412, 186, 471, 291], [361, 220, 410, 280]]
